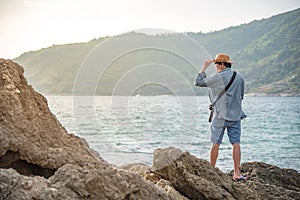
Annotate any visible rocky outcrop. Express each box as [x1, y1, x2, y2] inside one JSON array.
[[150, 147, 300, 200], [1, 59, 299, 199], [152, 147, 257, 200], [237, 162, 300, 200], [0, 59, 108, 174], [0, 164, 171, 200], [0, 59, 174, 200]]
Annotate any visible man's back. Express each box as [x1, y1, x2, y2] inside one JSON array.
[[211, 68, 245, 121], [196, 67, 246, 121]]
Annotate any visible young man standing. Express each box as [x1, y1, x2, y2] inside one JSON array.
[[195, 53, 247, 181]]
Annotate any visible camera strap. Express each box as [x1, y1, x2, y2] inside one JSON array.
[[209, 71, 237, 122]]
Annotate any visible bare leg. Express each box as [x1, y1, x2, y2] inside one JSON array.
[[232, 143, 243, 178], [210, 143, 220, 167]]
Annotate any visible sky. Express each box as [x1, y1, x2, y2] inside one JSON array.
[[0, 0, 299, 59]]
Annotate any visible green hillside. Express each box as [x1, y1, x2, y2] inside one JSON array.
[[13, 8, 300, 96]]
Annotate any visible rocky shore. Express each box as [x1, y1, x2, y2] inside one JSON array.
[[0, 59, 299, 200]]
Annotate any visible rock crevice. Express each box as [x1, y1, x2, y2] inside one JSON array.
[[0, 150, 56, 178]]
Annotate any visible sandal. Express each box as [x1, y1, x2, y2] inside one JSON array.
[[234, 176, 248, 182]]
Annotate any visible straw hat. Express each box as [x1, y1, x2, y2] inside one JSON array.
[[213, 54, 234, 63]]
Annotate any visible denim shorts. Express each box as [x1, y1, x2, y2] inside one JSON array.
[[210, 118, 241, 144]]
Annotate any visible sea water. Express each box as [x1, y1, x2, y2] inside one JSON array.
[[47, 96, 300, 172]]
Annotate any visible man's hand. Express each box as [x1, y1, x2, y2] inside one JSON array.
[[200, 60, 213, 72]]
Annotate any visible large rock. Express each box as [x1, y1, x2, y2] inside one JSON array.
[[0, 59, 107, 174], [237, 162, 300, 200], [0, 164, 172, 200], [0, 59, 174, 200], [121, 163, 189, 200], [152, 147, 300, 200], [152, 147, 257, 200]]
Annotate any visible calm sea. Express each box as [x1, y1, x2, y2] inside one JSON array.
[[47, 96, 300, 172]]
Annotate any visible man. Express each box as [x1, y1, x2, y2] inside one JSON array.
[[195, 53, 247, 181]]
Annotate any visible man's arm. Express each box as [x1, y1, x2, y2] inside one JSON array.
[[195, 60, 218, 87], [195, 71, 207, 87], [200, 60, 213, 73]]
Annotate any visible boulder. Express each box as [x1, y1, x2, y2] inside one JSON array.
[[0, 59, 174, 200], [0, 168, 48, 200], [152, 147, 257, 200], [152, 147, 300, 200], [235, 162, 300, 200], [0, 59, 107, 175], [0, 164, 172, 200], [121, 163, 188, 200]]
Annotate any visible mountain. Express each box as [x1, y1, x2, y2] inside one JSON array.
[[13, 8, 300, 96]]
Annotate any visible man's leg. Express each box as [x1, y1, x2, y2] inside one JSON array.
[[232, 143, 242, 178], [227, 120, 246, 179], [210, 143, 220, 167], [210, 118, 225, 167]]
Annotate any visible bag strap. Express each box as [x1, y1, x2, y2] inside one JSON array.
[[208, 71, 236, 123], [211, 71, 236, 107]]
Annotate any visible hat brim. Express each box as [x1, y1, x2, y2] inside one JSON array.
[[213, 59, 235, 64]]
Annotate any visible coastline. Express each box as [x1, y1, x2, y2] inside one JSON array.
[[245, 93, 300, 97]]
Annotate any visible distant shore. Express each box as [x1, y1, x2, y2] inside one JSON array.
[[245, 93, 300, 97]]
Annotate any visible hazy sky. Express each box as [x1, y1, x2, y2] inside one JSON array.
[[1, 0, 299, 59]]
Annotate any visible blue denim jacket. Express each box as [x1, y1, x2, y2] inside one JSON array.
[[195, 68, 246, 121]]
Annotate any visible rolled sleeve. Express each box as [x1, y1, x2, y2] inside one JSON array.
[[195, 72, 207, 87], [195, 72, 222, 88]]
